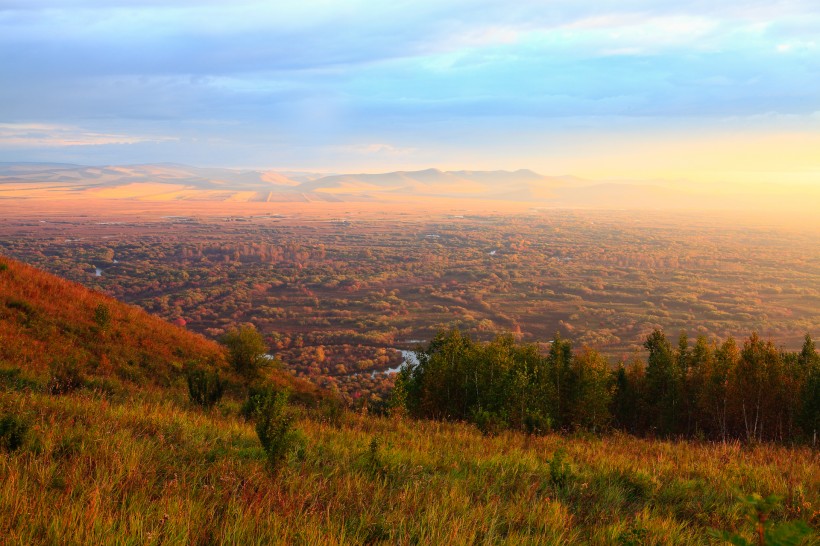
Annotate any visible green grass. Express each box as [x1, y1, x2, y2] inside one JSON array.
[[1, 381, 818, 545]]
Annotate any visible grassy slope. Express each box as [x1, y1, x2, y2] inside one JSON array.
[[0, 255, 227, 383], [1, 256, 818, 544], [0, 255, 319, 397], [1, 387, 818, 545]]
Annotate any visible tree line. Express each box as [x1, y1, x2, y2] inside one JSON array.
[[392, 328, 820, 443]]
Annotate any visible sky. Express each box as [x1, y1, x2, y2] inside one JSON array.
[[1, 0, 819, 185]]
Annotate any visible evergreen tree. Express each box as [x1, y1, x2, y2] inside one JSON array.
[[400, 327, 817, 444], [676, 332, 694, 435], [687, 335, 712, 437], [611, 364, 631, 431], [798, 334, 820, 445], [547, 333, 573, 430], [707, 337, 737, 441], [644, 329, 681, 436]]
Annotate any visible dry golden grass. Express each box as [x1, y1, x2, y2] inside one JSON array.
[[1, 382, 817, 545]]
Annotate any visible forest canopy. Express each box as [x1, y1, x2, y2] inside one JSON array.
[[394, 328, 820, 444]]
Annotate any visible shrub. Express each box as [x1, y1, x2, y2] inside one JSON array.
[[523, 410, 552, 436], [93, 303, 112, 332], [473, 409, 507, 436], [0, 367, 40, 392], [617, 527, 649, 546], [5, 297, 34, 314], [241, 383, 278, 420], [6, 298, 37, 327], [319, 397, 346, 428], [709, 494, 812, 546], [0, 367, 22, 388], [221, 324, 267, 378], [47, 358, 85, 395], [186, 368, 225, 408], [254, 390, 306, 473], [0, 414, 29, 452], [365, 436, 388, 478], [549, 447, 573, 489], [367, 436, 381, 464]]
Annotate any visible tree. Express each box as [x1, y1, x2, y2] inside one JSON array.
[[798, 334, 820, 445], [705, 336, 738, 441], [568, 347, 612, 432], [611, 352, 648, 435], [644, 329, 681, 436], [731, 333, 784, 442], [547, 333, 573, 429], [221, 324, 268, 378], [685, 335, 711, 437], [676, 332, 698, 435]]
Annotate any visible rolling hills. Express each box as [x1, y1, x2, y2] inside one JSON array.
[[0, 163, 569, 203], [3, 161, 817, 213]]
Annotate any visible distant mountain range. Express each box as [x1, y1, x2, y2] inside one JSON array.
[[0, 163, 575, 202], [0, 162, 812, 211]]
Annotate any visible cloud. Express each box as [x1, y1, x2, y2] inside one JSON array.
[[335, 143, 418, 156], [0, 123, 176, 147], [0, 0, 818, 171], [775, 40, 817, 53]]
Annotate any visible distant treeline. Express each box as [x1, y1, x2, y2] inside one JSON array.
[[393, 328, 820, 444]]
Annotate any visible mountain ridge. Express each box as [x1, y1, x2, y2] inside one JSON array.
[[1, 162, 816, 212], [0, 162, 585, 203]]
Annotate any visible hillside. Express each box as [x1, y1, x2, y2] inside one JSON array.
[[0, 255, 317, 398], [0, 257, 818, 543], [2, 378, 817, 544]]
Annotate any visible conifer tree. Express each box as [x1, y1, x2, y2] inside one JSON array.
[[644, 329, 681, 436], [798, 334, 820, 445]]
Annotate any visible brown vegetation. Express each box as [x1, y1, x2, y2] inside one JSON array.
[[0, 256, 321, 400], [1, 200, 818, 405]]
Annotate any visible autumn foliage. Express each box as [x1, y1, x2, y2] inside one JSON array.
[[0, 256, 228, 386]]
